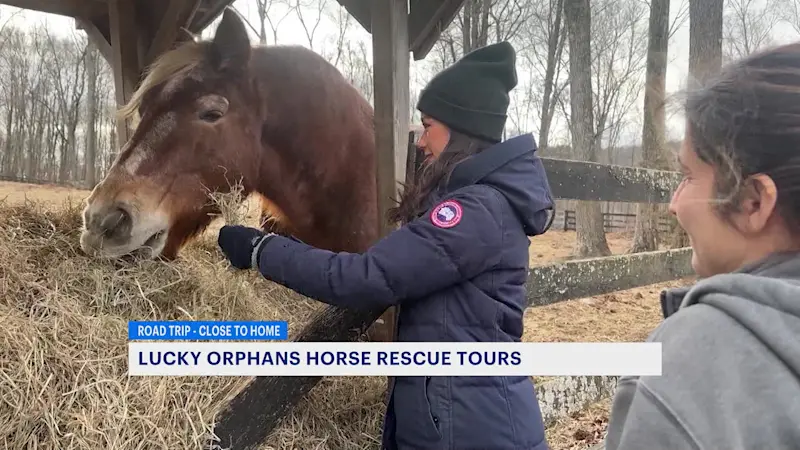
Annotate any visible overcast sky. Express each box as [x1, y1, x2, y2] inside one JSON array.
[[1, 0, 799, 147]]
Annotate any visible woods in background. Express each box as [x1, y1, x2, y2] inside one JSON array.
[[0, 0, 794, 256]]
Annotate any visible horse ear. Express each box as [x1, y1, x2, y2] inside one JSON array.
[[209, 8, 251, 72]]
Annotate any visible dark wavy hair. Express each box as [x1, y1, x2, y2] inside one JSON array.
[[684, 41, 800, 231], [386, 129, 495, 225]]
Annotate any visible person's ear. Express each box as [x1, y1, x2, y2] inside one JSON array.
[[737, 173, 779, 233]]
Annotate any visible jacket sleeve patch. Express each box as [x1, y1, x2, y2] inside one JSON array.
[[430, 199, 463, 228]]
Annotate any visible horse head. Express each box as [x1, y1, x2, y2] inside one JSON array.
[[80, 9, 269, 260], [80, 7, 377, 260]]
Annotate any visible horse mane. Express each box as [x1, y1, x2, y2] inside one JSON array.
[[116, 41, 207, 128]]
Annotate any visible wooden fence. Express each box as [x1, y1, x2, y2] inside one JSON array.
[[561, 209, 672, 234], [208, 133, 695, 449]]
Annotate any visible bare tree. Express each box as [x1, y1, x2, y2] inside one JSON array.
[[84, 38, 99, 188], [665, 0, 724, 248], [323, 1, 353, 68], [723, 0, 777, 61], [427, 0, 536, 71], [689, 0, 725, 87], [235, 0, 295, 45], [324, 3, 373, 103], [778, 0, 800, 35], [292, 0, 328, 51], [564, 0, 612, 257], [462, 0, 491, 53], [425, 0, 556, 143], [630, 0, 670, 253], [669, 0, 691, 39], [41, 27, 87, 183], [0, 22, 116, 186], [512, 0, 567, 151], [589, 0, 648, 164]]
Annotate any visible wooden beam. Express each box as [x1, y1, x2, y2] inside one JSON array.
[[336, 0, 371, 33], [75, 18, 112, 65], [184, 0, 203, 29], [144, 0, 192, 66], [0, 0, 105, 18], [541, 157, 682, 203], [108, 0, 142, 151], [372, 0, 410, 236], [369, 0, 410, 344], [212, 307, 387, 449], [189, 0, 235, 33], [335, 0, 466, 61], [406, 130, 423, 185], [408, 0, 465, 60], [526, 247, 695, 307]]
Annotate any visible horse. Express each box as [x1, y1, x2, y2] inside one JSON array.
[[79, 7, 394, 340]]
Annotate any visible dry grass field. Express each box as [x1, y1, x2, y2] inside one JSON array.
[[0, 180, 693, 450]]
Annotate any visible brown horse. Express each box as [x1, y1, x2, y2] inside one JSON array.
[[79, 8, 398, 341], [80, 8, 379, 261]]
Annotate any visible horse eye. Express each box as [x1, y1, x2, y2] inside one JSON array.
[[199, 110, 223, 122]]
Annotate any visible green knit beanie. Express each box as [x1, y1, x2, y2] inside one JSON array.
[[416, 41, 518, 143]]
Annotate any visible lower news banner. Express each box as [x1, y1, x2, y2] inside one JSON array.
[[127, 320, 663, 377]]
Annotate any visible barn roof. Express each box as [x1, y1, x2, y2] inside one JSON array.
[[0, 0, 234, 43], [335, 0, 465, 60], [0, 0, 464, 60]]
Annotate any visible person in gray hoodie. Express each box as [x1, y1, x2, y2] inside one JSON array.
[[604, 43, 800, 449]]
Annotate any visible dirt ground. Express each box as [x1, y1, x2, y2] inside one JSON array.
[[0, 180, 90, 206], [546, 399, 613, 450], [0, 180, 691, 450]]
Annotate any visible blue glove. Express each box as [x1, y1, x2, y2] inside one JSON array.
[[217, 225, 275, 270]]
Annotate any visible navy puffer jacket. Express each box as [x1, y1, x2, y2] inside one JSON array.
[[254, 132, 554, 450]]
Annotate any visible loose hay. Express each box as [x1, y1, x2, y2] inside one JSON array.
[[0, 198, 386, 450]]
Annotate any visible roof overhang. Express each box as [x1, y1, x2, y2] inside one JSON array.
[[335, 0, 465, 60], [0, 0, 234, 40], [0, 0, 464, 61]]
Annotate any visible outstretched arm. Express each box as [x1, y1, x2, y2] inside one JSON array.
[[254, 187, 506, 310]]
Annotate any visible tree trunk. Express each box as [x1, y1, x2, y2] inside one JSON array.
[[3, 101, 14, 176], [462, 0, 473, 53], [689, 0, 724, 86], [668, 0, 724, 248], [564, 0, 611, 258], [538, 0, 565, 151], [257, 0, 267, 44], [630, 0, 671, 253], [85, 42, 98, 188]]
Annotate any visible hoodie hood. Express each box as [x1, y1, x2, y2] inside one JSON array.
[[605, 250, 800, 450], [663, 250, 800, 375], [661, 250, 800, 319], [443, 133, 555, 236]]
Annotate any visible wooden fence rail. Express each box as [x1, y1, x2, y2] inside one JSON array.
[[561, 209, 672, 234]]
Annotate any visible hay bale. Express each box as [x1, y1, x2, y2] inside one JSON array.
[[0, 198, 385, 450]]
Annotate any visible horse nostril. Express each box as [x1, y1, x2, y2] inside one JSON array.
[[99, 206, 132, 238]]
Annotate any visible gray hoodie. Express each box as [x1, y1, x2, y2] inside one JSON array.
[[604, 251, 800, 450]]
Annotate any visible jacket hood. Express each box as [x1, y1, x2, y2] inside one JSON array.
[[662, 250, 800, 374], [661, 251, 800, 319], [443, 133, 555, 236]]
